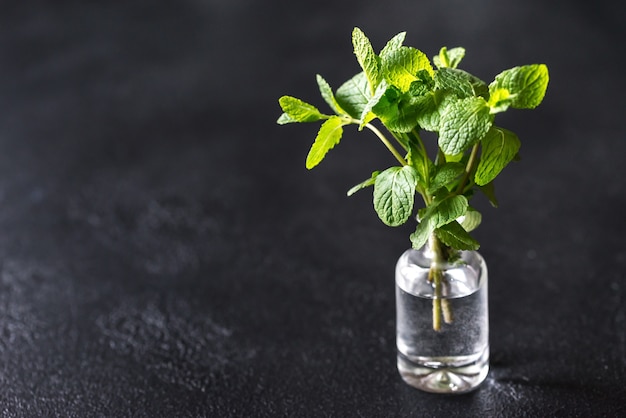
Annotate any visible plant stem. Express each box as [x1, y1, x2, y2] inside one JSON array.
[[363, 123, 408, 166], [436, 148, 446, 166], [431, 271, 442, 332], [455, 142, 480, 195], [428, 233, 452, 331], [390, 132, 409, 152], [442, 288, 453, 324]]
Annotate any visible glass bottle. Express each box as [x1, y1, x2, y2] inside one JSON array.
[[395, 234, 489, 393]]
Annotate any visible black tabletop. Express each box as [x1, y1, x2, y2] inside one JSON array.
[[1, 1, 624, 417]]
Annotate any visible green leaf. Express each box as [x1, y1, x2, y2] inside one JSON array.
[[372, 85, 418, 133], [435, 68, 489, 99], [382, 46, 434, 92], [478, 181, 499, 207], [423, 194, 469, 229], [410, 195, 469, 249], [487, 87, 512, 113], [408, 71, 435, 94], [380, 31, 406, 57], [359, 80, 388, 129], [316, 74, 345, 115], [474, 127, 521, 186], [489, 64, 549, 109], [372, 84, 400, 115], [439, 97, 493, 155], [428, 162, 465, 193], [458, 208, 482, 232], [406, 135, 431, 189], [414, 90, 457, 133], [278, 96, 326, 123], [391, 99, 421, 132], [352, 27, 381, 93], [446, 48, 466, 68], [433, 46, 466, 69], [373, 74, 435, 133], [410, 219, 432, 249], [444, 152, 464, 163], [347, 171, 380, 196], [373, 166, 419, 226], [435, 68, 473, 98], [435, 221, 480, 250], [376, 95, 420, 133], [412, 92, 440, 132], [305, 116, 346, 169], [335, 72, 370, 120], [277, 112, 296, 124]]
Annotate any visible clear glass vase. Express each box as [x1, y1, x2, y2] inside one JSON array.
[[395, 235, 489, 393]]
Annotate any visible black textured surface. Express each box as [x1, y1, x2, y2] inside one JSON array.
[[0, 1, 625, 417]]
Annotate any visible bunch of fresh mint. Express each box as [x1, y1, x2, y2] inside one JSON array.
[[277, 27, 548, 253]]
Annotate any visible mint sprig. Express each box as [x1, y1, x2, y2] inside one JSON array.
[[277, 28, 549, 328]]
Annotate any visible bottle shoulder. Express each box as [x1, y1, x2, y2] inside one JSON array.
[[396, 248, 487, 298]]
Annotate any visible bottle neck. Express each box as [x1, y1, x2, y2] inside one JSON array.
[[426, 233, 459, 267]]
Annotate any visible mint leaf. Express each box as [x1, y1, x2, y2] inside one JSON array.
[[391, 98, 421, 133], [444, 152, 465, 163], [489, 64, 549, 109], [409, 72, 435, 95], [406, 135, 431, 189], [276, 112, 296, 124], [382, 46, 434, 92], [335, 72, 370, 120], [424, 194, 469, 229], [487, 88, 513, 113], [439, 97, 493, 155], [413, 92, 440, 132], [414, 91, 458, 133], [478, 181, 499, 207], [410, 219, 432, 249], [475, 126, 521, 186], [446, 48, 466, 68], [316, 74, 345, 115], [352, 27, 381, 93], [435, 220, 480, 250], [373, 89, 420, 133], [305, 116, 346, 169], [435, 68, 488, 99], [373, 74, 435, 133], [410, 195, 468, 249], [347, 171, 380, 196], [433, 46, 466, 69], [278, 96, 326, 123], [372, 84, 400, 114], [359, 80, 388, 129], [458, 207, 482, 232], [428, 162, 465, 193], [373, 166, 419, 226], [435, 68, 473, 98], [380, 31, 406, 57]]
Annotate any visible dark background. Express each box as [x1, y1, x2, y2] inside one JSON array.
[[0, 0, 624, 416]]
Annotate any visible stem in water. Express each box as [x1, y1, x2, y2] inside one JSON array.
[[428, 234, 453, 331]]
